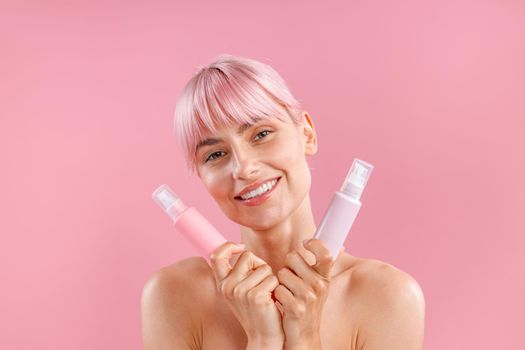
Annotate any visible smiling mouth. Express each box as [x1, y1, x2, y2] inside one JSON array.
[[234, 176, 282, 201]]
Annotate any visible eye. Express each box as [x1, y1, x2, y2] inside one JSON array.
[[205, 150, 226, 163], [254, 130, 273, 141]]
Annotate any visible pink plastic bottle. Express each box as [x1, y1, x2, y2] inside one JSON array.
[[152, 184, 227, 261], [314, 158, 374, 260]]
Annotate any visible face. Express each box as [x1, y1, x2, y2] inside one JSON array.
[[195, 110, 317, 230]]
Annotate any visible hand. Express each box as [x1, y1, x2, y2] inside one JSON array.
[[209, 242, 284, 347], [274, 239, 336, 348]]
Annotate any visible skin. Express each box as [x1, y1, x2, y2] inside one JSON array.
[[141, 108, 426, 349]]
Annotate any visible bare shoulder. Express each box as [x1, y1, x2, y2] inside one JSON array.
[[141, 257, 216, 349], [350, 257, 424, 300], [346, 256, 426, 349], [142, 256, 216, 309]]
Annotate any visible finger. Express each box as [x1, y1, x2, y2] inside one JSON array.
[[236, 263, 273, 291], [250, 274, 280, 303], [275, 299, 284, 316], [209, 242, 246, 285], [284, 250, 317, 283], [276, 267, 309, 297], [274, 284, 295, 310], [229, 250, 267, 281], [303, 238, 334, 279], [254, 273, 280, 293]]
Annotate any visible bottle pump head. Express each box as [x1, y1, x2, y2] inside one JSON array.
[[340, 159, 374, 200], [152, 184, 188, 222]]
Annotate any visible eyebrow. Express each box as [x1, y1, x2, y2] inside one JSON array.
[[195, 121, 257, 153]]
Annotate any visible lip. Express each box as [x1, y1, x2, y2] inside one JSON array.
[[234, 176, 281, 198], [234, 176, 281, 206]]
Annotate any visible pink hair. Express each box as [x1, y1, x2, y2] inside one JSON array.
[[173, 54, 304, 174]]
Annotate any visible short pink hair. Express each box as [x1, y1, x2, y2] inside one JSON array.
[[173, 54, 304, 174]]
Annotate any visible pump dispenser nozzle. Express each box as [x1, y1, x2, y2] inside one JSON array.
[[152, 184, 189, 223], [314, 158, 374, 259], [152, 183, 228, 259], [340, 159, 374, 200]]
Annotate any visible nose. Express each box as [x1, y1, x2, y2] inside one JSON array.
[[231, 147, 259, 180]]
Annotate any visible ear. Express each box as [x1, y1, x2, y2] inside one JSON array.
[[302, 111, 317, 156]]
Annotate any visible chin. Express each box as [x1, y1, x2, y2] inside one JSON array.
[[233, 211, 284, 231]]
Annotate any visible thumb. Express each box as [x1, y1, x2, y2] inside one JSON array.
[[304, 239, 334, 279], [209, 242, 246, 286]]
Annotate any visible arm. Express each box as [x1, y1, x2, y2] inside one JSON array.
[[358, 266, 426, 350], [141, 266, 199, 350]]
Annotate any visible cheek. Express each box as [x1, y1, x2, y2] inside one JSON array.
[[201, 171, 229, 200], [280, 132, 307, 168], [266, 133, 302, 166], [269, 134, 311, 189]]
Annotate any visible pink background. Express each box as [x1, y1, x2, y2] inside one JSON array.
[[1, 1, 524, 349]]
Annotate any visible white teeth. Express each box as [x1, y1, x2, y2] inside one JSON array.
[[240, 178, 278, 200]]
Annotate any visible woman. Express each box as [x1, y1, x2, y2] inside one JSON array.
[[141, 54, 425, 349]]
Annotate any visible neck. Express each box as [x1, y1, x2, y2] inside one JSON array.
[[239, 194, 318, 273]]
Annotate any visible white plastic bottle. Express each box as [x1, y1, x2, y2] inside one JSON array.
[[314, 158, 374, 260], [152, 184, 227, 261]]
